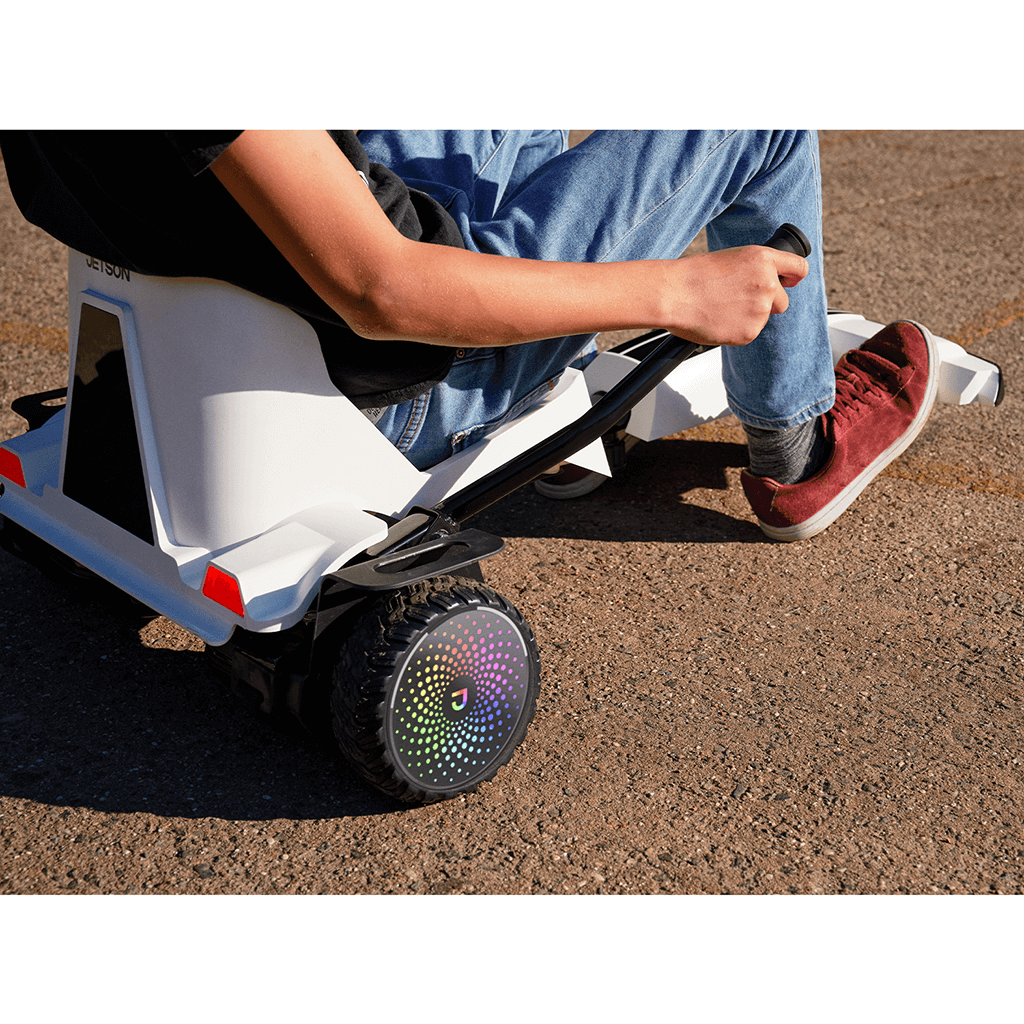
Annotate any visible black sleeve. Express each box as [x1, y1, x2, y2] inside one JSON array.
[[0, 129, 462, 408], [162, 131, 244, 175]]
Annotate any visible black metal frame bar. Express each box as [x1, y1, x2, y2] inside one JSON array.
[[434, 331, 707, 525]]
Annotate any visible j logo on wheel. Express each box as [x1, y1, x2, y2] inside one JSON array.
[[444, 678, 475, 721]]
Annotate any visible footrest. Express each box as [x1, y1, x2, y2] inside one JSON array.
[[827, 313, 1003, 407], [935, 338, 1004, 406]]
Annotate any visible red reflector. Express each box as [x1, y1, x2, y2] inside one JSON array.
[[0, 447, 26, 488], [201, 565, 245, 617]]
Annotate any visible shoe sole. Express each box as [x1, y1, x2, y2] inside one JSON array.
[[534, 470, 608, 499], [533, 435, 637, 500], [757, 321, 941, 542]]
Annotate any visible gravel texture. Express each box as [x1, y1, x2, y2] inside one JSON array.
[[1, 130, 1022, 897]]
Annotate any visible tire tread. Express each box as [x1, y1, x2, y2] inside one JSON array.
[[330, 576, 539, 805]]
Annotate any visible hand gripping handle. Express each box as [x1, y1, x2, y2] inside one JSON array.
[[433, 223, 812, 525], [763, 222, 812, 259]]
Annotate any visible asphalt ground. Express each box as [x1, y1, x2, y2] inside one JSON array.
[[1, 132, 1022, 921]]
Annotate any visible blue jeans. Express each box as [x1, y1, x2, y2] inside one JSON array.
[[359, 130, 835, 470]]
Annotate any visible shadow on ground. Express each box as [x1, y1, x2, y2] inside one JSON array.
[[0, 433, 759, 823], [0, 552, 407, 821], [472, 435, 766, 544]]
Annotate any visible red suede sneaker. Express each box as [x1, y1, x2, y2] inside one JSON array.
[[740, 320, 939, 542]]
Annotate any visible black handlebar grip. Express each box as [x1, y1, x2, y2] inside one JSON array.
[[764, 223, 812, 258]]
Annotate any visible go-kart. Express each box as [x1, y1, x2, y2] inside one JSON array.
[[0, 226, 1003, 804]]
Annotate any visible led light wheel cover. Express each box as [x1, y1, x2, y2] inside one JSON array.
[[386, 604, 534, 792]]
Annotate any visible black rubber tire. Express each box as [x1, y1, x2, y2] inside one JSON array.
[[331, 575, 541, 805]]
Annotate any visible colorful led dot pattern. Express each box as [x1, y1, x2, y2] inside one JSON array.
[[388, 606, 532, 790]]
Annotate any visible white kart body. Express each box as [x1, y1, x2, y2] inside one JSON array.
[[0, 252, 1002, 644]]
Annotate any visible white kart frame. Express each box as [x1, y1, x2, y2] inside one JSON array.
[[0, 248, 1003, 653]]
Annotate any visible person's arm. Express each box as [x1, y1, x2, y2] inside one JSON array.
[[210, 130, 808, 350]]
